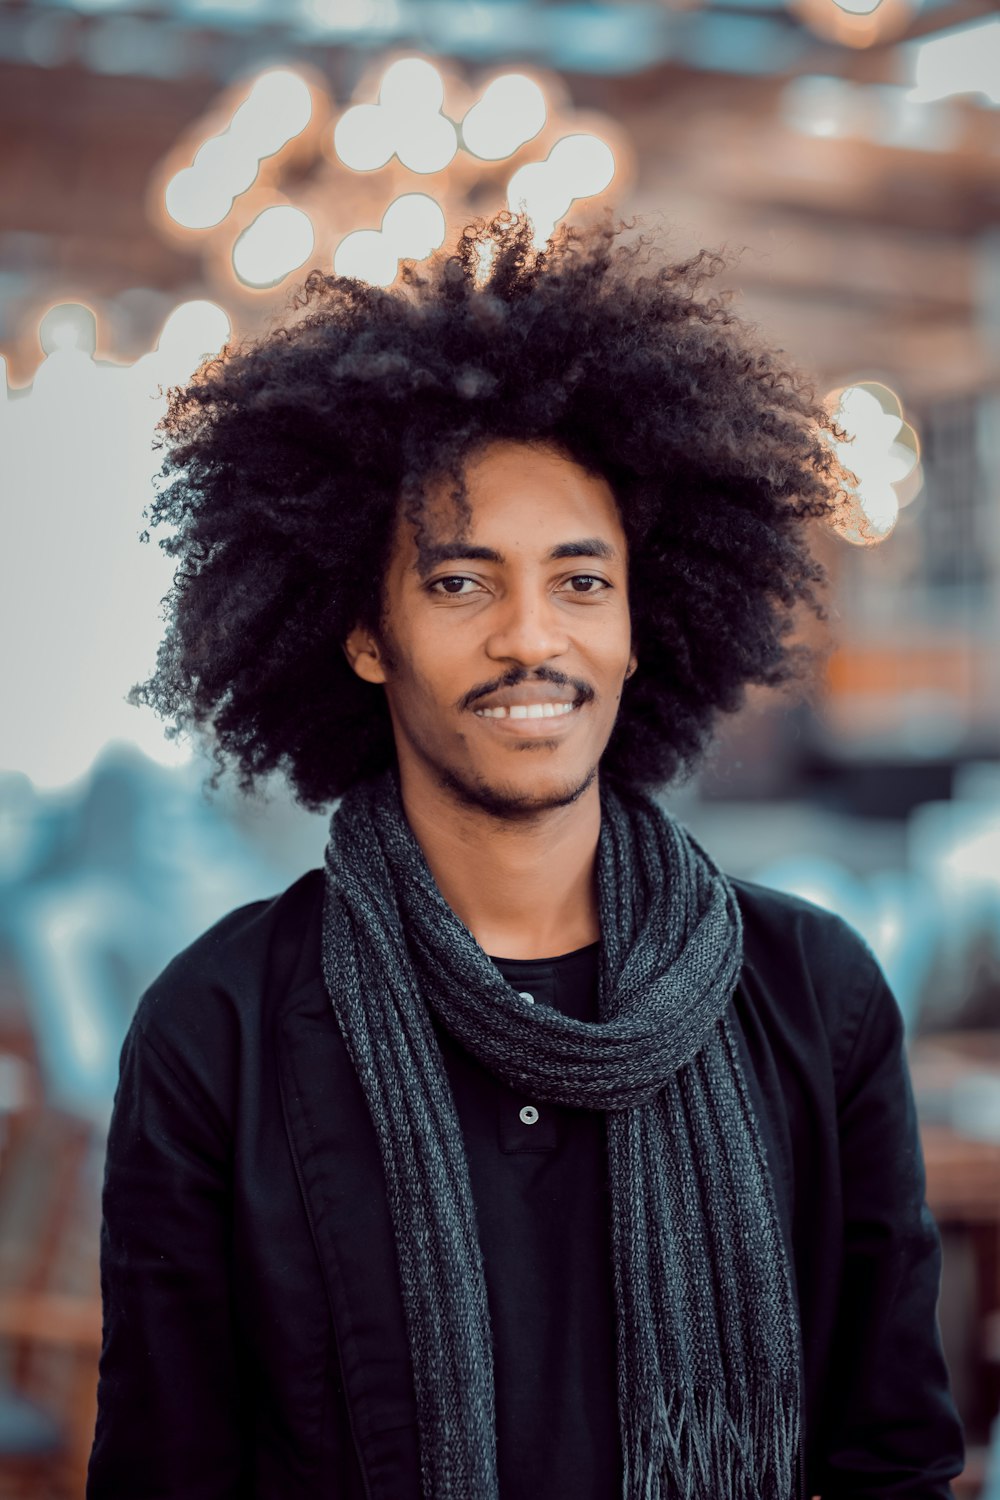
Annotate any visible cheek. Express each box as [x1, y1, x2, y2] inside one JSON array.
[[593, 620, 634, 677], [385, 648, 460, 723]]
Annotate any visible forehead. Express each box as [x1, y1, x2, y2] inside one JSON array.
[[402, 440, 625, 556]]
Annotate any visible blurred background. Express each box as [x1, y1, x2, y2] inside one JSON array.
[[0, 0, 998, 1492]]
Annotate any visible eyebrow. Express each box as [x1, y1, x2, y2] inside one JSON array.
[[414, 537, 619, 578]]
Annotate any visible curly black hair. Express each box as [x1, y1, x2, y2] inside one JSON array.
[[128, 209, 849, 811]]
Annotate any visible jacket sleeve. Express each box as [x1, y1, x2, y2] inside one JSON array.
[[818, 956, 965, 1499], [87, 1008, 250, 1499]]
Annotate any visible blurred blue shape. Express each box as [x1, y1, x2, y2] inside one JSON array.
[[0, 1391, 60, 1454], [673, 12, 805, 75], [423, 1, 541, 60], [985, 1411, 1000, 1500], [0, 743, 287, 1120], [81, 15, 190, 76], [864, 867, 943, 1033], [749, 854, 939, 1033], [543, 4, 673, 73], [906, 795, 1000, 1029]]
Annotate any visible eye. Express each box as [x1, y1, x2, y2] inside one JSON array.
[[565, 575, 610, 594], [428, 575, 481, 596]]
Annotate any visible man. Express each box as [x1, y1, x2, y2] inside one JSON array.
[[88, 211, 963, 1498]]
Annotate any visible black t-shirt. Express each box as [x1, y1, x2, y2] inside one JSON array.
[[433, 941, 621, 1500]]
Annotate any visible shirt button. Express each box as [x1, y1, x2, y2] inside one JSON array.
[[518, 991, 535, 1004], [519, 1105, 539, 1126]]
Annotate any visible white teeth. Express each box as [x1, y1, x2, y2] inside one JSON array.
[[475, 701, 576, 720]]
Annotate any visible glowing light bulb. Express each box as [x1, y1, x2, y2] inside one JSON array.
[[334, 103, 397, 171], [395, 112, 457, 174], [334, 229, 398, 287], [826, 382, 919, 545], [379, 57, 444, 116], [506, 133, 616, 248], [231, 69, 313, 158], [836, 386, 902, 450], [334, 56, 456, 174], [192, 134, 259, 199], [146, 300, 231, 391], [164, 166, 233, 230], [780, 76, 856, 139], [856, 484, 900, 543], [165, 70, 312, 233], [908, 17, 1000, 106], [157, 301, 231, 361], [39, 303, 98, 356], [382, 194, 446, 260], [507, 161, 571, 248], [232, 207, 315, 289], [462, 74, 547, 160], [548, 134, 616, 197]]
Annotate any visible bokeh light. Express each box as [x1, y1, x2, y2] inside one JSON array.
[[908, 17, 1000, 106], [0, 303, 227, 788], [128, 298, 232, 393], [334, 227, 399, 286], [232, 206, 316, 289], [333, 56, 457, 175], [164, 68, 313, 230], [192, 135, 259, 199], [164, 165, 234, 231], [229, 69, 313, 158], [381, 194, 447, 260], [781, 76, 864, 139], [781, 75, 957, 151], [379, 56, 445, 114], [334, 103, 397, 171], [462, 74, 547, 160], [156, 299, 231, 365], [333, 192, 448, 285], [826, 383, 922, 546], [39, 302, 98, 356], [507, 133, 616, 247], [396, 112, 458, 175], [832, 0, 883, 14], [548, 134, 615, 196], [791, 0, 914, 48]]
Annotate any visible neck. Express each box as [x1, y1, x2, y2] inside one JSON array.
[[397, 768, 602, 961]]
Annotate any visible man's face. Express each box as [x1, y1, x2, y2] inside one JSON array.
[[345, 439, 636, 819]]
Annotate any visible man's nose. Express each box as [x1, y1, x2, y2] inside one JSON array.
[[484, 587, 570, 665]]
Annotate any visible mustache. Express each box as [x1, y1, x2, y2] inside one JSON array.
[[459, 667, 595, 712]]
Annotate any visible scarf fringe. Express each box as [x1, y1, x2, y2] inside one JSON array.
[[627, 1384, 801, 1500]]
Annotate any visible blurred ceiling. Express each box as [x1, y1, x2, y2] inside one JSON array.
[[0, 0, 997, 398]]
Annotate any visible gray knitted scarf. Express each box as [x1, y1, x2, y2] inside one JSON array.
[[321, 768, 801, 1500]]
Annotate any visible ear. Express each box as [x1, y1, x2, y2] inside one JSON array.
[[625, 653, 638, 681], [343, 624, 389, 685]]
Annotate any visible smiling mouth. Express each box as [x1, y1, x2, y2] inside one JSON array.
[[473, 702, 578, 721]]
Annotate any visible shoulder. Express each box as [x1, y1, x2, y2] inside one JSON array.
[[728, 874, 898, 1089], [730, 873, 877, 980], [130, 867, 326, 1080]]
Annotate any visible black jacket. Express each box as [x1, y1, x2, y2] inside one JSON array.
[[87, 868, 964, 1499]]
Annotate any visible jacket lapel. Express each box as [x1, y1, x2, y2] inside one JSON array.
[[277, 979, 421, 1500]]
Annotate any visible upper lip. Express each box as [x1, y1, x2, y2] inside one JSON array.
[[472, 684, 580, 711]]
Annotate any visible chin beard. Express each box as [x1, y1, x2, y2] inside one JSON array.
[[435, 762, 599, 821]]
